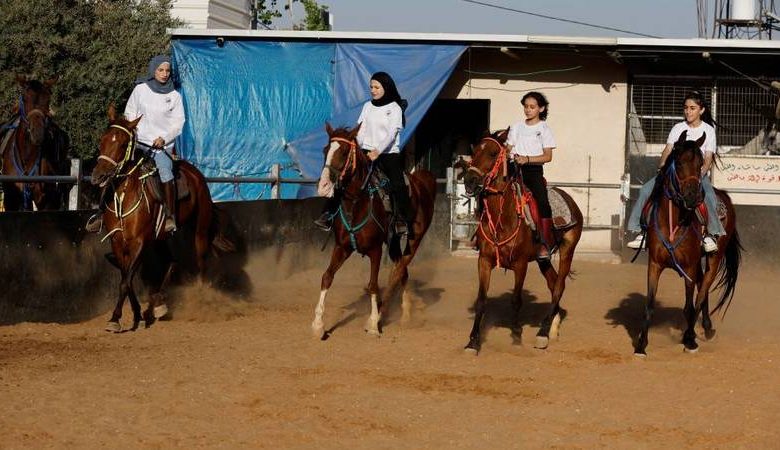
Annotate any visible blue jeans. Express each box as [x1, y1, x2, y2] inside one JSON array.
[[153, 149, 174, 183], [627, 175, 725, 237]]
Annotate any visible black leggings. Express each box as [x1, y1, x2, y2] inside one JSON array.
[[375, 152, 412, 222], [519, 164, 551, 218]]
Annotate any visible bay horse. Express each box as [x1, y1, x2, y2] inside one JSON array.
[[91, 104, 233, 332], [1, 76, 69, 211], [635, 131, 741, 356], [459, 130, 583, 354], [311, 123, 437, 337]]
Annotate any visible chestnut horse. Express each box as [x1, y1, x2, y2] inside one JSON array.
[[1, 76, 69, 211], [311, 123, 437, 337], [635, 131, 741, 356], [460, 130, 583, 354], [91, 105, 233, 332]]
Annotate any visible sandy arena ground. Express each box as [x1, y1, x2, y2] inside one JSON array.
[[1, 248, 778, 449]]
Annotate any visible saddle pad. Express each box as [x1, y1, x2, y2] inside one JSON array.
[[549, 187, 576, 229]]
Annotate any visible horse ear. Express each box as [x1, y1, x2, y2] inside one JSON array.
[[43, 76, 58, 89], [676, 130, 688, 145], [497, 127, 510, 143], [350, 122, 362, 139], [325, 122, 334, 135], [695, 132, 706, 148], [127, 115, 142, 130], [107, 104, 117, 122]]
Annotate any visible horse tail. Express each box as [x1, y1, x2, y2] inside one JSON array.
[[712, 226, 742, 316], [209, 204, 236, 255]]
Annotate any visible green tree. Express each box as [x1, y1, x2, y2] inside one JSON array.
[[296, 0, 330, 31], [0, 0, 181, 160]]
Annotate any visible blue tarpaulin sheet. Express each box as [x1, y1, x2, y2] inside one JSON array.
[[171, 40, 465, 200]]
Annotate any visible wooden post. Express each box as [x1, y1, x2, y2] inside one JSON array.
[[68, 158, 81, 211]]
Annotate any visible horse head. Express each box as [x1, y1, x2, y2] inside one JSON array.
[[317, 122, 363, 197], [15, 75, 56, 146], [462, 128, 509, 195], [91, 104, 141, 187], [664, 130, 706, 210]]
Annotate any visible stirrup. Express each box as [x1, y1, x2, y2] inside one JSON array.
[[394, 220, 408, 236], [313, 213, 333, 231], [85, 213, 103, 233], [164, 215, 177, 233], [627, 233, 646, 249], [702, 235, 718, 253]]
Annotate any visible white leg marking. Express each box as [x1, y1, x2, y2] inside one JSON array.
[[365, 293, 381, 336], [312, 289, 327, 336], [401, 289, 412, 325], [549, 312, 562, 340]]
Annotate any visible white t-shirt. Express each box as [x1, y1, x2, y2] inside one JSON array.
[[124, 83, 185, 151], [356, 101, 403, 154], [506, 121, 556, 157], [666, 121, 716, 154]]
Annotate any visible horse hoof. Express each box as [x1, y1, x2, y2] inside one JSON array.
[[633, 352, 647, 359], [153, 304, 169, 319], [463, 346, 479, 356], [136, 320, 146, 330], [704, 329, 716, 341], [311, 323, 324, 338], [105, 321, 122, 333], [365, 328, 382, 337], [684, 345, 699, 354], [534, 336, 549, 349]]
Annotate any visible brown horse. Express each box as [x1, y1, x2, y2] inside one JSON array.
[[1, 76, 69, 211], [635, 131, 741, 356], [459, 130, 583, 354], [91, 105, 233, 332], [311, 123, 437, 337]]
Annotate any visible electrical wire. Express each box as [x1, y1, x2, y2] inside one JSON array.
[[460, 0, 663, 38]]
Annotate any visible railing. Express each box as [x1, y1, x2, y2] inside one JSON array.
[[0, 161, 446, 210]]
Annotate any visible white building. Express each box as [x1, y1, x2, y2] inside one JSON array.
[[171, 0, 252, 29]]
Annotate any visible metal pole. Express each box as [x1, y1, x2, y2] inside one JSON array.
[[271, 163, 281, 200], [68, 159, 81, 211]]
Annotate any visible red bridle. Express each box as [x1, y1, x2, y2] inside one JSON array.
[[329, 137, 358, 181]]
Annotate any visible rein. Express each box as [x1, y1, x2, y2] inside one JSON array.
[[468, 137, 525, 267], [327, 136, 384, 251], [649, 156, 706, 282]]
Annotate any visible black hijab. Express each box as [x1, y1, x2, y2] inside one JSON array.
[[140, 55, 174, 94], [370, 71, 407, 126]]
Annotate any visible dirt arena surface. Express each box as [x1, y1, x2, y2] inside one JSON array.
[[2, 249, 778, 449]]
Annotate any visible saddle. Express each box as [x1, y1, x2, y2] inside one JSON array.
[[368, 166, 411, 219], [0, 117, 20, 160], [512, 182, 578, 233], [143, 160, 191, 203], [639, 196, 727, 231]]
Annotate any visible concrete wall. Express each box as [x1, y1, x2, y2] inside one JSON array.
[[0, 193, 452, 325], [440, 48, 628, 259], [172, 0, 251, 29]]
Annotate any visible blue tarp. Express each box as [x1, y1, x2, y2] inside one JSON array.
[[171, 40, 465, 200]]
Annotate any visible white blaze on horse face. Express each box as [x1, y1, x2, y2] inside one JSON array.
[[317, 141, 340, 197]]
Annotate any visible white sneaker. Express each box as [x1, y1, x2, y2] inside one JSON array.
[[702, 235, 718, 253], [627, 234, 645, 249]]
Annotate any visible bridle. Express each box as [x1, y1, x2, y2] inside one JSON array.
[[97, 124, 137, 182], [663, 148, 704, 211], [464, 137, 509, 194], [325, 136, 358, 189]]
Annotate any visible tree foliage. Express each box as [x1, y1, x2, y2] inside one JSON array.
[[255, 0, 329, 31], [0, 0, 181, 159]]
